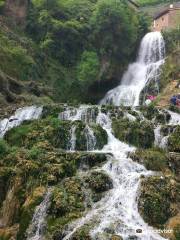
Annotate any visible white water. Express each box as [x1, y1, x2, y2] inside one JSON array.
[[68, 125, 77, 151], [84, 125, 97, 151], [154, 110, 180, 149], [62, 107, 166, 240], [100, 32, 165, 106], [154, 126, 168, 149], [0, 106, 43, 138], [26, 189, 52, 240], [59, 105, 97, 151], [168, 110, 180, 125]]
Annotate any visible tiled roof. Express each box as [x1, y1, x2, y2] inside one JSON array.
[[154, 2, 180, 19]]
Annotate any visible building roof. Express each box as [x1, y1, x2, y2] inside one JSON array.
[[128, 0, 139, 8], [154, 2, 180, 19]]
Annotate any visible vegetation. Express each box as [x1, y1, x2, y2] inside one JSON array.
[[0, 0, 149, 104], [139, 176, 180, 227], [112, 118, 154, 148], [131, 148, 169, 172]]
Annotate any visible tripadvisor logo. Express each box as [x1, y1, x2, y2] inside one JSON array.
[[136, 228, 173, 234]]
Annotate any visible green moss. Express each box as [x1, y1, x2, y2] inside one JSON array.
[[140, 105, 159, 120], [132, 148, 168, 171], [112, 118, 154, 148], [70, 225, 91, 240], [139, 176, 179, 227], [85, 171, 113, 193], [42, 104, 64, 118], [4, 123, 32, 147], [91, 124, 108, 150], [168, 126, 180, 152]]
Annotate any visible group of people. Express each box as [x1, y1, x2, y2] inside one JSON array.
[[170, 94, 180, 107]]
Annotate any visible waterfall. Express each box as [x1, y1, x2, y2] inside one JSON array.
[[68, 125, 77, 151], [62, 107, 166, 240], [26, 189, 52, 240], [0, 106, 43, 138], [59, 106, 97, 151], [100, 32, 165, 106], [84, 125, 97, 151]]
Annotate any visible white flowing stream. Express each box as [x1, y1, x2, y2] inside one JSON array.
[[100, 32, 165, 106], [26, 189, 52, 240], [61, 107, 167, 240], [0, 106, 43, 138]]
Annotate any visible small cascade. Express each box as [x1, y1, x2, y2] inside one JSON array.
[[0, 106, 43, 138], [168, 110, 180, 125], [68, 125, 77, 151], [26, 189, 52, 240], [154, 110, 180, 149], [84, 125, 97, 151], [154, 126, 168, 149], [60, 106, 97, 151], [100, 32, 165, 106], [59, 105, 97, 124], [62, 108, 166, 240]]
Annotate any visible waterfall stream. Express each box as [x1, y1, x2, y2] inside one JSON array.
[[100, 32, 165, 106], [61, 107, 167, 240], [26, 189, 52, 240], [0, 106, 43, 138]]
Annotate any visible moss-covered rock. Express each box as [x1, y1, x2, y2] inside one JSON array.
[[139, 176, 180, 227], [112, 118, 154, 148], [168, 126, 180, 152], [70, 225, 92, 240], [41, 104, 64, 118], [131, 148, 169, 172], [85, 171, 113, 194], [168, 152, 180, 179]]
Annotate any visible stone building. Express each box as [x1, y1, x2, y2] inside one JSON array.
[[153, 2, 180, 31]]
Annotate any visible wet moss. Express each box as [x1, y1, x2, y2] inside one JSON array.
[[85, 171, 113, 193], [91, 124, 108, 150], [41, 104, 64, 118], [168, 126, 180, 152], [112, 118, 154, 148], [139, 176, 180, 227], [131, 148, 169, 172]]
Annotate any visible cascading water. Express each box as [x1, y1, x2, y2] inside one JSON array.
[[26, 189, 52, 240], [61, 107, 167, 240], [84, 125, 97, 151], [68, 125, 77, 151], [100, 32, 165, 106], [154, 110, 180, 149], [0, 106, 43, 138], [59, 105, 97, 151]]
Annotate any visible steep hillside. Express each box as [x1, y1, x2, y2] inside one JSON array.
[[0, 0, 149, 106]]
